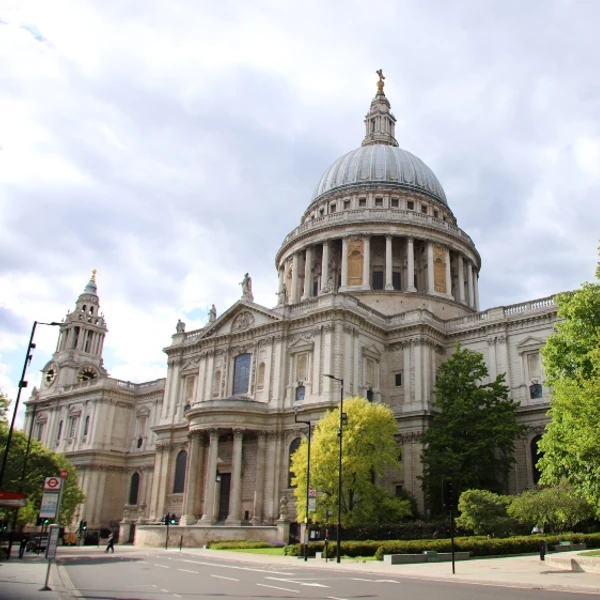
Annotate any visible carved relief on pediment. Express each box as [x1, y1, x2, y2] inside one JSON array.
[[232, 311, 255, 331]]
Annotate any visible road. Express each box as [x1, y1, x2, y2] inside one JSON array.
[[59, 550, 594, 600]]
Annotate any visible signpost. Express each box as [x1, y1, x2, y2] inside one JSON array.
[[40, 477, 62, 520], [42, 525, 60, 590]]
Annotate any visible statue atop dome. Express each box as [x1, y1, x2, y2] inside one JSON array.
[[376, 69, 385, 94]]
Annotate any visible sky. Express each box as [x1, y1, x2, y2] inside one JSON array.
[[1, 0, 600, 426]]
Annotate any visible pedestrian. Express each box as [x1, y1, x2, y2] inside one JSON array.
[[105, 532, 115, 553], [19, 537, 27, 559]]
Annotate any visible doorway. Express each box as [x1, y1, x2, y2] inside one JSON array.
[[217, 473, 231, 522]]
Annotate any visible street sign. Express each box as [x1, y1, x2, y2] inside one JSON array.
[[308, 485, 317, 498], [40, 492, 59, 519], [308, 498, 317, 512], [43, 477, 62, 492], [59, 470, 68, 480], [45, 525, 60, 560]]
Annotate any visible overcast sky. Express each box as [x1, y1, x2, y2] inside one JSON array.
[[2, 0, 599, 425]]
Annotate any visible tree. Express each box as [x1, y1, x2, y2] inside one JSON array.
[[421, 344, 527, 514], [508, 483, 594, 533], [290, 396, 412, 527], [538, 254, 600, 511], [0, 389, 9, 423], [0, 423, 85, 528], [455, 489, 514, 536]]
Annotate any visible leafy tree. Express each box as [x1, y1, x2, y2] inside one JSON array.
[[455, 489, 514, 536], [290, 396, 412, 527], [0, 423, 85, 528], [421, 344, 527, 513], [538, 254, 600, 510], [508, 483, 594, 533], [0, 389, 9, 423]]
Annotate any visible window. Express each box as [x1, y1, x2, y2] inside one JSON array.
[[407, 200, 414, 210], [319, 208, 324, 216], [359, 197, 367, 207], [529, 384, 543, 399], [213, 370, 221, 397], [365, 358, 374, 387], [232, 354, 251, 395], [344, 199, 350, 210], [288, 438, 302, 487], [83, 415, 90, 436], [330, 203, 336, 213], [395, 485, 404, 497], [375, 197, 383, 207], [296, 353, 308, 382], [434, 210, 439, 218], [69, 416, 78, 438], [395, 373, 402, 387], [531, 436, 544, 484], [527, 352, 542, 379], [295, 386, 305, 401], [366, 389, 374, 402], [372, 271, 384, 290], [257, 362, 266, 388], [137, 437, 143, 448], [173, 450, 187, 493], [421, 204, 427, 214], [57, 420, 63, 441], [391, 198, 399, 208], [313, 279, 319, 296], [129, 473, 140, 505], [185, 377, 195, 401], [392, 272, 401, 290], [36, 422, 44, 441]]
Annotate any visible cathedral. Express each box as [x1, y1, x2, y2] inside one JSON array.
[[24, 75, 558, 546]]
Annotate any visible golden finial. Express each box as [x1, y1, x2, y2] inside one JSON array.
[[91, 268, 97, 282], [376, 69, 385, 93]]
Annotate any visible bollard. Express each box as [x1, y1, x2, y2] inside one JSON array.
[[539, 540, 546, 561]]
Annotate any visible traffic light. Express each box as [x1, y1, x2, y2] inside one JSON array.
[[82, 521, 87, 531], [169, 514, 177, 525], [0, 519, 7, 531], [163, 514, 169, 525], [444, 481, 456, 510]]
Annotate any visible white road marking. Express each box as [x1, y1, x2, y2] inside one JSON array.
[[174, 595, 182, 598], [375, 579, 399, 583], [179, 558, 293, 575], [266, 576, 328, 587], [257, 583, 299, 593], [327, 597, 349, 600], [153, 564, 169, 569], [211, 574, 239, 581], [351, 578, 372, 581], [178, 568, 198, 574], [161, 589, 169, 592]]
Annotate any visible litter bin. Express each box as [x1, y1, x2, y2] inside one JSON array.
[[539, 540, 546, 561]]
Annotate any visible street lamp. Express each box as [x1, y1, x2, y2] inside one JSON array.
[[324, 373, 345, 563], [294, 404, 311, 562], [0, 320, 61, 490]]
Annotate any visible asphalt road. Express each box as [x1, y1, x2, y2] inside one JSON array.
[[60, 550, 594, 600]]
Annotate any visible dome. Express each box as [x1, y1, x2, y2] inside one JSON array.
[[312, 144, 447, 205]]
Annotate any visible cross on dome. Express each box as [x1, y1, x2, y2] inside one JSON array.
[[362, 69, 398, 147]]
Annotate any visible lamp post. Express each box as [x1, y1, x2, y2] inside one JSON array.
[[294, 405, 311, 562], [324, 373, 345, 563], [0, 320, 61, 491]]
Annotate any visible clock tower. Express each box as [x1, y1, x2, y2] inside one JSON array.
[[41, 270, 108, 389]]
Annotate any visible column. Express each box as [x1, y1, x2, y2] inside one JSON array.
[[180, 431, 202, 525], [291, 253, 300, 303], [200, 430, 219, 523], [427, 242, 434, 293], [457, 255, 465, 304], [252, 432, 266, 524], [362, 236, 371, 290], [302, 246, 313, 300], [467, 262, 475, 308], [487, 337, 497, 380], [445, 248, 452, 297], [339, 237, 349, 291], [320, 241, 330, 293], [403, 342, 411, 405], [277, 267, 285, 306], [413, 339, 422, 406], [385, 235, 394, 290], [226, 429, 244, 525], [406, 237, 416, 292], [474, 271, 480, 311]]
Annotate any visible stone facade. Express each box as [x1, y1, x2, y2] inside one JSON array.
[[25, 78, 558, 542]]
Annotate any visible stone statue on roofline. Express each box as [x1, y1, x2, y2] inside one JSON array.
[[176, 319, 186, 333], [240, 272, 254, 302], [208, 304, 217, 323]]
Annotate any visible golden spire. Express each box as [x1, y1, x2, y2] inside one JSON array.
[[376, 69, 385, 94], [91, 268, 97, 282]]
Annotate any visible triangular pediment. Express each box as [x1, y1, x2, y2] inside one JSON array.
[[362, 344, 382, 358], [199, 300, 281, 339], [516, 336, 545, 351]]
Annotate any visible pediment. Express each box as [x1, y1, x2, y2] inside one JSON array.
[[199, 301, 281, 339], [516, 336, 545, 352], [362, 344, 382, 359], [288, 337, 314, 354]]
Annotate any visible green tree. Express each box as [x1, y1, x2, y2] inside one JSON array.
[[455, 489, 514, 536], [508, 483, 594, 533], [0, 389, 9, 423], [538, 254, 600, 510], [290, 396, 412, 527], [0, 423, 85, 528], [421, 344, 527, 513]]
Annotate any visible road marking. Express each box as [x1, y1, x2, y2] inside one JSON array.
[[161, 589, 169, 592], [153, 564, 169, 568], [266, 576, 328, 587], [178, 568, 198, 574], [211, 574, 239, 581], [179, 558, 293, 575], [257, 583, 299, 593], [327, 597, 349, 600], [375, 579, 399, 583], [174, 596, 182, 598]]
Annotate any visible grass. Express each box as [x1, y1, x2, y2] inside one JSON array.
[[579, 550, 600, 557], [222, 547, 287, 555]]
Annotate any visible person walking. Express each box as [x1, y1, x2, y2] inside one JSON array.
[[105, 532, 115, 553]]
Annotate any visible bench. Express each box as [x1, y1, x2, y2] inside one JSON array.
[[552, 542, 586, 552]]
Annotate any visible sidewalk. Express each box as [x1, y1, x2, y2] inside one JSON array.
[[0, 548, 66, 600]]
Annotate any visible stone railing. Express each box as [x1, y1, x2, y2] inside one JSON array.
[[58, 377, 165, 395], [503, 295, 556, 316], [281, 208, 475, 248]]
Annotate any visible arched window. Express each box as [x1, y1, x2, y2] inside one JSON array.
[[232, 353, 251, 395], [129, 472, 140, 505], [173, 450, 187, 493], [531, 436, 544, 484], [288, 438, 302, 487]]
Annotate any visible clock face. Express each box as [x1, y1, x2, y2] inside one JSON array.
[[78, 366, 98, 382], [44, 366, 57, 386]]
